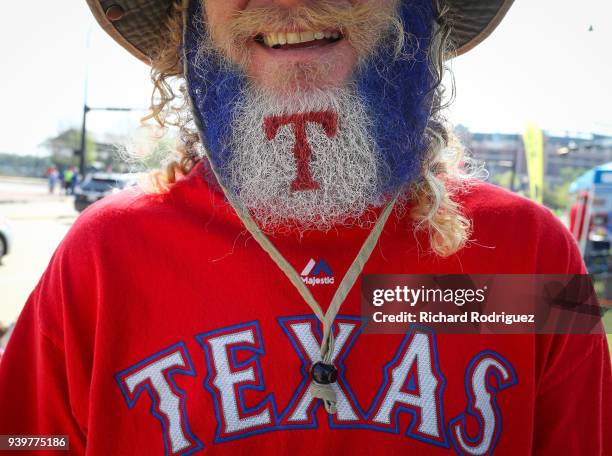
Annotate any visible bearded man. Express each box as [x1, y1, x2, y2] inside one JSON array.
[[0, 0, 610, 454]]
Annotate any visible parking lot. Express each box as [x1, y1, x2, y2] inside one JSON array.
[[0, 178, 77, 326]]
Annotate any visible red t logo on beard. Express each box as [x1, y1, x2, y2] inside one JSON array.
[[264, 111, 338, 192]]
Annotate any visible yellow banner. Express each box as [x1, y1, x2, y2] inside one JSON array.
[[523, 123, 544, 203]]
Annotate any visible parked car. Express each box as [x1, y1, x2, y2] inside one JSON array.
[[74, 173, 138, 212], [0, 215, 12, 264]]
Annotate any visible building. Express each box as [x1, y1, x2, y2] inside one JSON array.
[[458, 126, 612, 189]]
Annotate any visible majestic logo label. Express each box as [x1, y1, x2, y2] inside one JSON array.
[[300, 258, 335, 286], [116, 318, 518, 456]]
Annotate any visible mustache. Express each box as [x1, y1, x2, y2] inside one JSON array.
[[225, 0, 403, 61]]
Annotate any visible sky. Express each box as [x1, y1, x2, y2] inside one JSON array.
[[0, 0, 611, 156]]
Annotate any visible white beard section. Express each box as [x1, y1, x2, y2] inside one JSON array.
[[222, 86, 390, 233]]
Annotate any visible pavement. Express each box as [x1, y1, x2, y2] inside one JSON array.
[[0, 178, 78, 326]]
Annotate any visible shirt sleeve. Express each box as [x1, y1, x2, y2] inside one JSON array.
[[533, 208, 612, 454], [0, 206, 105, 454], [0, 283, 87, 454], [533, 334, 611, 454]]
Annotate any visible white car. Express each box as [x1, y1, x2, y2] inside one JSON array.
[[0, 215, 12, 264]]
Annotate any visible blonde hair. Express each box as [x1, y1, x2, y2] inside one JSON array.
[[142, 0, 478, 256]]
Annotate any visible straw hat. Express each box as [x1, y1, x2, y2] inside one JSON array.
[[86, 0, 514, 65]]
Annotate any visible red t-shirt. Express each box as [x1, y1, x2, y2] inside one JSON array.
[[0, 163, 610, 455]]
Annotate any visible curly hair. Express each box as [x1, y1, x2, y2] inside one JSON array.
[[141, 0, 480, 257]]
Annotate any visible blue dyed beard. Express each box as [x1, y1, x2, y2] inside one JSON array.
[[184, 0, 435, 195]]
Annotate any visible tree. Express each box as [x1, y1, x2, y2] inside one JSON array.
[[543, 167, 588, 213], [42, 128, 96, 169], [0, 153, 50, 177], [489, 170, 513, 189]]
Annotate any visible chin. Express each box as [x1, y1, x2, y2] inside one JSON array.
[[251, 68, 346, 96], [243, 39, 359, 96]]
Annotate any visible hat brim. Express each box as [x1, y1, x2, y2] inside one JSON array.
[[86, 0, 514, 65]]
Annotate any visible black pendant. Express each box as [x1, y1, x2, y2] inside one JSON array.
[[311, 362, 338, 385]]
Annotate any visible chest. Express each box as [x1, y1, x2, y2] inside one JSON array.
[[83, 226, 536, 454]]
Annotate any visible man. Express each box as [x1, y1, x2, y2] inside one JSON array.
[[63, 167, 74, 195], [0, 1, 610, 455], [47, 165, 58, 194]]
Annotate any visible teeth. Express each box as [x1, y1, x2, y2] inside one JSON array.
[[269, 32, 278, 46], [260, 30, 340, 48], [300, 31, 315, 42], [286, 32, 300, 44]]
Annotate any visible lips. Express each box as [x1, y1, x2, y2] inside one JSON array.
[[244, 24, 355, 92], [255, 30, 344, 50]]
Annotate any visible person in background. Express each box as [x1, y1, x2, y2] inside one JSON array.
[[46, 165, 58, 194], [569, 191, 589, 241], [63, 167, 74, 195], [70, 166, 79, 195]]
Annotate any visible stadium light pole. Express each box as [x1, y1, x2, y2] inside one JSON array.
[[77, 25, 144, 176], [78, 105, 90, 177], [78, 105, 140, 177]]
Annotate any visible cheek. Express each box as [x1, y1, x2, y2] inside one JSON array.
[[204, 0, 248, 21], [203, 0, 248, 47]]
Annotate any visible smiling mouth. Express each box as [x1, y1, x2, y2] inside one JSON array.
[[254, 30, 344, 50]]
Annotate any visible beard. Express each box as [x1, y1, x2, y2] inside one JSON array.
[[220, 84, 391, 233], [185, 0, 435, 233]]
